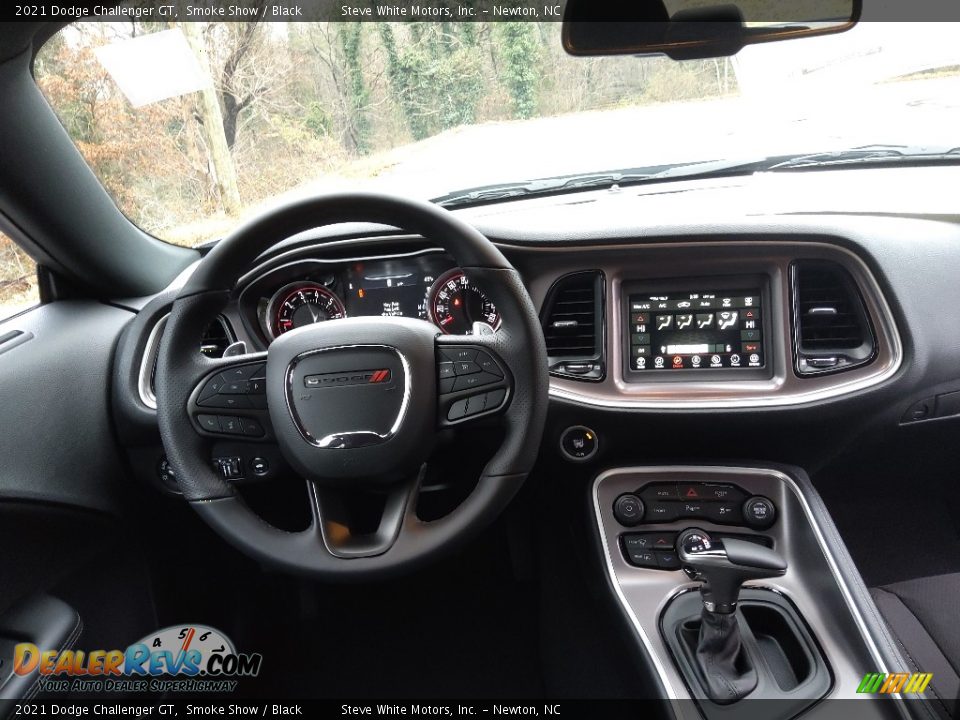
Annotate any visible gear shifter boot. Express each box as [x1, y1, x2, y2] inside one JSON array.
[[695, 610, 758, 703]]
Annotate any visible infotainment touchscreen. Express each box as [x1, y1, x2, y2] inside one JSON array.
[[626, 289, 763, 371]]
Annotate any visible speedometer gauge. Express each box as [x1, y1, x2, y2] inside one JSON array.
[[428, 269, 501, 335], [269, 282, 346, 337]]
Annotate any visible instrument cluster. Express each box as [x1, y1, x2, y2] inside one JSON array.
[[241, 251, 502, 344]]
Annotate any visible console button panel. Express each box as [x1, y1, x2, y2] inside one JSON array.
[[629, 481, 752, 526], [621, 531, 773, 569]]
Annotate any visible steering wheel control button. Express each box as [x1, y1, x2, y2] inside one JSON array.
[[438, 362, 455, 379], [454, 360, 481, 375], [197, 414, 221, 432], [475, 351, 503, 377], [239, 417, 265, 437], [560, 425, 598, 462], [613, 494, 645, 526], [743, 496, 777, 529], [447, 398, 470, 421], [250, 457, 270, 476], [219, 417, 244, 435], [441, 348, 478, 363], [452, 371, 500, 392], [222, 365, 261, 382]]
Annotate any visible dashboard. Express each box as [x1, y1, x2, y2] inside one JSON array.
[[237, 251, 501, 345]]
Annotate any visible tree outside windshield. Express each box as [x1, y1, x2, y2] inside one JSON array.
[[34, 21, 738, 246]]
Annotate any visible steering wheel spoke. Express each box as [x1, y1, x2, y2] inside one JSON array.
[[306, 470, 420, 559], [435, 334, 512, 428], [187, 352, 274, 442]]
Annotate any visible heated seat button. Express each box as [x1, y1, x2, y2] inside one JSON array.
[[621, 536, 658, 568]]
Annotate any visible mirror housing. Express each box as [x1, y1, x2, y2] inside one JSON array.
[[562, 0, 861, 60]]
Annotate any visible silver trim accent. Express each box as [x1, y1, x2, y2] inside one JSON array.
[[541, 241, 902, 408], [137, 314, 234, 410], [137, 314, 168, 410], [283, 344, 412, 449], [593, 465, 904, 708]]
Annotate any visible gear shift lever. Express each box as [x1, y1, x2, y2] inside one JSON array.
[[676, 529, 787, 703], [678, 528, 787, 613]]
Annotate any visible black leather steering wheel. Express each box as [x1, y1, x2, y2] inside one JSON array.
[[155, 192, 548, 579]]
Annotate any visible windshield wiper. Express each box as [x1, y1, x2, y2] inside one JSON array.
[[433, 146, 960, 209], [767, 144, 960, 170]]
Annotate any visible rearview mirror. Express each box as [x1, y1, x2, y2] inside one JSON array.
[[562, 0, 861, 59]]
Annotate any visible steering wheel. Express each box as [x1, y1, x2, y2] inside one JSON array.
[[155, 193, 548, 579]]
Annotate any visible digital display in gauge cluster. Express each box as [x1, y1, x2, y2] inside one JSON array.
[[625, 288, 764, 372]]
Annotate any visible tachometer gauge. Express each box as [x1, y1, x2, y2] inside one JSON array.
[[269, 282, 346, 337], [428, 269, 501, 335]]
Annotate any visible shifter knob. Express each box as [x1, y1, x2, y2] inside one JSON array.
[[677, 528, 787, 613]]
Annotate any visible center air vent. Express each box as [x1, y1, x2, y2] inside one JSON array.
[[540, 271, 605, 380], [791, 261, 875, 375]]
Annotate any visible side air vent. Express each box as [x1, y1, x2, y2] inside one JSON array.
[[540, 271, 605, 380], [791, 261, 875, 375]]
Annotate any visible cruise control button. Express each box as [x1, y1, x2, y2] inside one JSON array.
[[219, 416, 244, 435], [221, 365, 260, 382], [452, 372, 499, 392], [198, 376, 226, 401], [441, 348, 477, 363], [655, 550, 681, 570], [454, 361, 481, 375], [200, 394, 251, 410], [475, 352, 502, 377], [439, 377, 455, 395], [197, 414, 221, 432], [438, 362, 455, 379]]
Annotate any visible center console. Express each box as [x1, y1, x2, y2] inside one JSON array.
[[594, 465, 912, 718]]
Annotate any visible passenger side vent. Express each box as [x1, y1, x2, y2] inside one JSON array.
[[540, 271, 605, 381], [791, 261, 875, 375]]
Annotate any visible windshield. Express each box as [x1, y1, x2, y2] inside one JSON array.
[[36, 20, 960, 246]]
